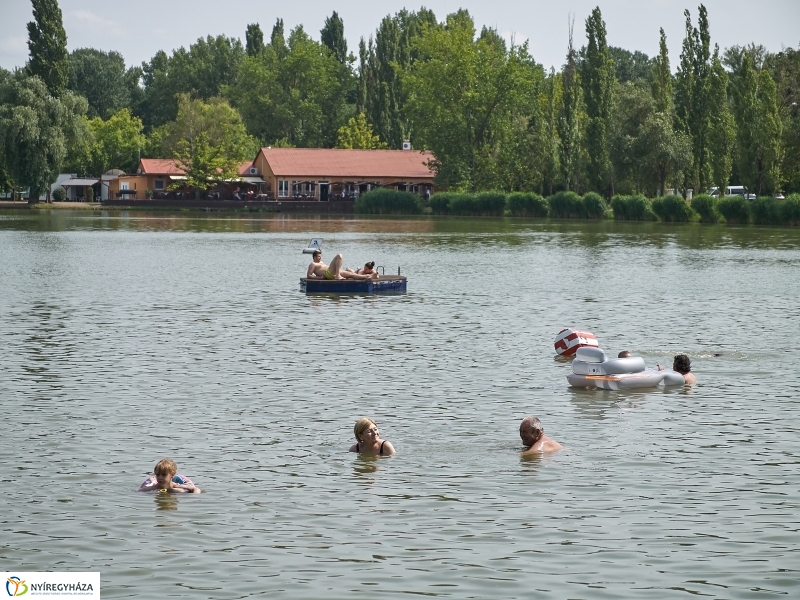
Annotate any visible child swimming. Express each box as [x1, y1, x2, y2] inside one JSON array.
[[138, 458, 201, 493]]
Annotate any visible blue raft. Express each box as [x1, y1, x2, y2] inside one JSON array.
[[300, 275, 407, 294]]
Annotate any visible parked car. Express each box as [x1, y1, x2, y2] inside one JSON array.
[[774, 193, 785, 199], [707, 186, 756, 200]]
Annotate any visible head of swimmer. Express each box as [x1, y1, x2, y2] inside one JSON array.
[[354, 417, 379, 444], [618, 350, 632, 358], [154, 457, 178, 489], [362, 261, 375, 273], [519, 415, 543, 447], [312, 250, 322, 262], [673, 354, 691, 374]]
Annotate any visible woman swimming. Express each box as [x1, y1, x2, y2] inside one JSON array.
[[349, 418, 395, 456]]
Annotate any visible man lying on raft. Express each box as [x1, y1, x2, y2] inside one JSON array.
[[307, 250, 377, 280], [520, 415, 563, 455]]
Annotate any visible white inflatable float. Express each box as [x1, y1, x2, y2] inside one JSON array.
[[567, 347, 685, 390]]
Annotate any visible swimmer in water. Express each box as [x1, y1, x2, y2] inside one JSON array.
[[138, 458, 201, 493], [657, 353, 697, 385], [618, 350, 632, 358], [349, 418, 395, 456], [520, 415, 563, 455]]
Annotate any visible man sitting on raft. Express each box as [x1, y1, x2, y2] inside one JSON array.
[[307, 250, 376, 280], [520, 415, 563, 455], [658, 354, 697, 385]]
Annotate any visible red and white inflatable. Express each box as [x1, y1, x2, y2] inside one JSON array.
[[554, 328, 599, 357]]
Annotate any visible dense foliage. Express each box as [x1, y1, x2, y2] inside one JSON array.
[[2, 0, 799, 211]]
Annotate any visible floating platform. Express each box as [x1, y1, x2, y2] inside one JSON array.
[[300, 275, 407, 294]]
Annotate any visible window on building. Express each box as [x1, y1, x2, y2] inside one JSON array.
[[121, 182, 129, 190], [278, 180, 289, 197], [154, 180, 165, 190]]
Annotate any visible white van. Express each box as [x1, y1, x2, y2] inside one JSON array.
[[707, 186, 756, 200]]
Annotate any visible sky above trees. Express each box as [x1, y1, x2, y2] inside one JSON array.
[[1, 0, 799, 74]]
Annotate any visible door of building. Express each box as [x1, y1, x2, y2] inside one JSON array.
[[319, 183, 329, 202]]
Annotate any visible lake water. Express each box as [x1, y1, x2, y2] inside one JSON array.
[[1, 210, 799, 599]]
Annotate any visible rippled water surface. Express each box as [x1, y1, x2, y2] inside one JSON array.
[[1, 210, 799, 599]]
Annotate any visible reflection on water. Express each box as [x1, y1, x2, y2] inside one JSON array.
[[152, 492, 179, 511], [1, 210, 799, 599]]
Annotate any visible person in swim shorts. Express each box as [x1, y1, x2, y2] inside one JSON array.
[[138, 458, 201, 493], [307, 250, 374, 280], [520, 415, 563, 455], [350, 418, 395, 456], [658, 354, 697, 385]]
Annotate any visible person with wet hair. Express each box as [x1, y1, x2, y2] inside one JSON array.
[[519, 415, 562, 455], [657, 354, 696, 385], [350, 418, 395, 456], [356, 261, 378, 277], [618, 350, 632, 358]]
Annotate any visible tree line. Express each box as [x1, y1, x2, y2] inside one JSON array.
[[1, 0, 798, 201]]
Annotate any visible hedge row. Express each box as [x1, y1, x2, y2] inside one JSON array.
[[353, 188, 423, 215], [431, 190, 610, 219], [357, 188, 800, 226]]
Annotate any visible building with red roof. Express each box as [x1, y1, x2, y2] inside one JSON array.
[[253, 147, 435, 200]]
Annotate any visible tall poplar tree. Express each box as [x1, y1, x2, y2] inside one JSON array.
[[321, 11, 347, 65], [271, 19, 288, 60], [558, 19, 583, 192], [651, 28, 672, 115], [732, 52, 782, 195], [26, 0, 69, 96], [707, 46, 734, 196], [690, 4, 712, 194], [245, 23, 264, 57], [582, 6, 615, 195]]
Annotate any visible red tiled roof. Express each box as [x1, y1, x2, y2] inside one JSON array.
[[238, 161, 255, 176], [259, 148, 435, 178], [138, 158, 185, 175]]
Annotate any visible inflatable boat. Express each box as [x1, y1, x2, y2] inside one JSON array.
[[566, 347, 685, 390]]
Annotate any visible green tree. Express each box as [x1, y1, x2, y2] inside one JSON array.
[[403, 10, 536, 190], [271, 19, 288, 60], [68, 48, 130, 119], [608, 47, 651, 83], [155, 94, 256, 163], [137, 35, 245, 129], [172, 131, 239, 197], [229, 26, 351, 147], [651, 28, 672, 115], [358, 8, 437, 149], [26, 0, 68, 96], [582, 7, 615, 195], [638, 112, 691, 197], [732, 52, 782, 195], [336, 113, 387, 148], [765, 46, 800, 193], [707, 47, 734, 196], [85, 108, 143, 175], [610, 82, 653, 194], [321, 11, 348, 65], [558, 21, 584, 192], [246, 23, 264, 57], [0, 73, 88, 202], [535, 69, 562, 195]]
